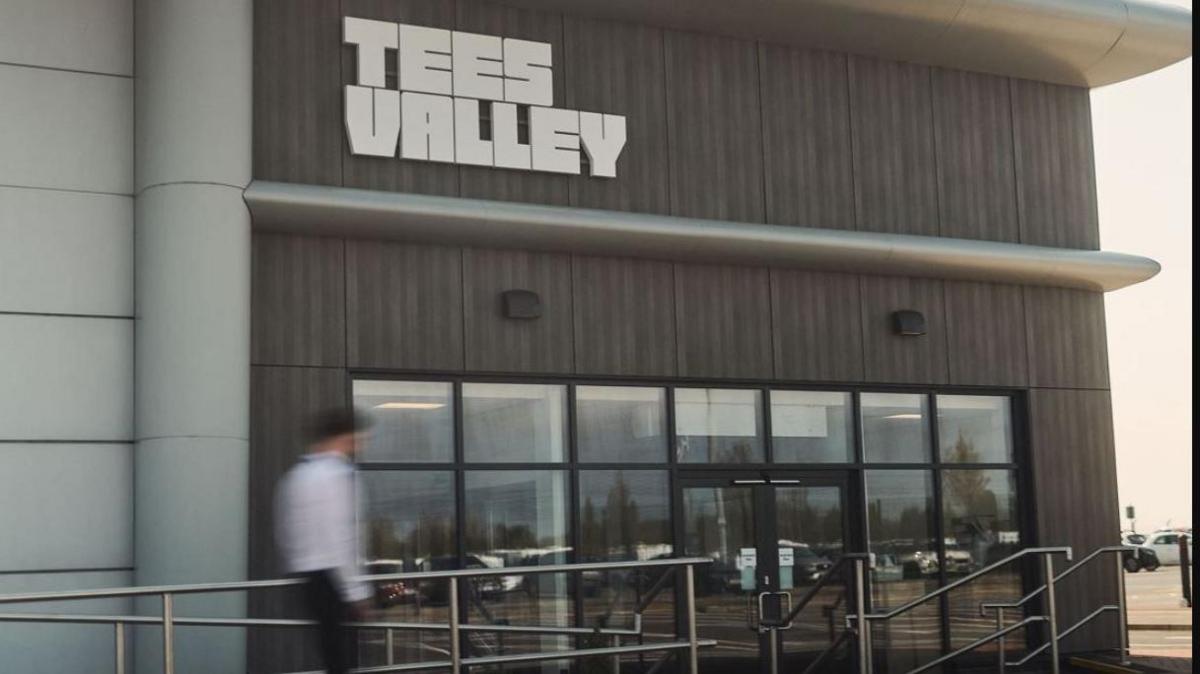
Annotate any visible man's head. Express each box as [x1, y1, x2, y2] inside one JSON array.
[[308, 407, 374, 459]]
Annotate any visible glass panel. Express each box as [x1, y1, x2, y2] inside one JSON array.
[[861, 393, 932, 463], [354, 380, 453, 462], [463, 471, 572, 665], [576, 386, 668, 463], [943, 469, 1023, 651], [774, 486, 847, 671], [579, 470, 673, 645], [865, 470, 941, 671], [937, 395, 1014, 463], [463, 383, 566, 463], [358, 471, 456, 666], [682, 486, 760, 670], [770, 391, 854, 463], [675, 388, 765, 463]]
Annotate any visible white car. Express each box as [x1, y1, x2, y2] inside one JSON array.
[[1142, 531, 1191, 565]]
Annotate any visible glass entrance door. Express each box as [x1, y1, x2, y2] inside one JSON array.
[[679, 475, 849, 674]]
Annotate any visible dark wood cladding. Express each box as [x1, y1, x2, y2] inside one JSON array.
[[944, 281, 1028, 387], [248, 365, 347, 674], [345, 241, 464, 371], [770, 269, 864, 381], [1029, 388, 1120, 652], [1011, 79, 1100, 249], [251, 234, 346, 367], [462, 248, 574, 373], [759, 45, 855, 230], [664, 31, 765, 223], [1024, 286, 1109, 389], [253, 0, 342, 185], [572, 255, 676, 377], [455, 0, 570, 206], [932, 69, 1020, 242], [859, 275, 948, 384], [673, 263, 773, 379], [848, 56, 940, 236], [564, 17, 670, 215]]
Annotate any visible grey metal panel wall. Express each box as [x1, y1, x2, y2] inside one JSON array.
[[572, 255, 677, 377], [564, 17, 670, 215], [251, 234, 346, 367], [1011, 79, 1101, 249], [673, 263, 773, 379], [759, 44, 855, 230], [1024, 286, 1110, 389], [1029, 388, 1120, 653], [253, 0, 342, 185], [346, 241, 465, 371], [848, 56, 940, 237], [664, 31, 765, 223], [932, 68, 1020, 243], [944, 281, 1029, 387], [859, 275, 949, 384], [770, 269, 864, 382]]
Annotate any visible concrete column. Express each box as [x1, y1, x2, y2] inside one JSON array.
[[133, 1, 252, 672]]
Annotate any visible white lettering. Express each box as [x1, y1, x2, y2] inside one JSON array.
[[344, 85, 400, 157], [454, 97, 493, 166], [452, 31, 505, 101], [491, 102, 531, 170], [578, 112, 627, 178], [400, 92, 454, 162], [398, 24, 452, 95], [530, 106, 580, 175], [503, 38, 553, 106], [344, 17, 396, 88]]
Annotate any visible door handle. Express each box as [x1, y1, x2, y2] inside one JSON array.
[[756, 591, 794, 631]]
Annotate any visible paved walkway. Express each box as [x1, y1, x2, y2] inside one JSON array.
[[1127, 654, 1193, 673]]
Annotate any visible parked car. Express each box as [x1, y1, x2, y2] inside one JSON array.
[[364, 560, 420, 607], [1143, 531, 1191, 565], [1119, 535, 1161, 572]]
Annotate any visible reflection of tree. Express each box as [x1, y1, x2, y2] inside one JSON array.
[[581, 472, 669, 560], [943, 434, 997, 523], [368, 513, 454, 561]]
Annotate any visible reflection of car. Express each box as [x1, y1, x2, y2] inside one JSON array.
[[899, 550, 940, 578], [417, 555, 505, 602], [871, 553, 904, 582], [365, 560, 419, 607], [783, 544, 833, 583], [942, 549, 974, 576], [1143, 531, 1191, 566]]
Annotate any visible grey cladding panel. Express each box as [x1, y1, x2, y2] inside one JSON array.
[[674, 263, 773, 379], [572, 255, 676, 377], [253, 0, 342, 185], [463, 248, 574, 373], [943, 281, 1028, 387], [456, 0, 570, 206], [1011, 80, 1100, 249], [346, 241, 465, 371], [564, 17, 670, 215], [859, 275, 948, 384], [849, 56, 940, 236], [932, 69, 1020, 242], [770, 269, 864, 382], [759, 45, 855, 230], [1029, 388, 1119, 652], [665, 31, 765, 223], [251, 234, 346, 367], [1024, 286, 1109, 389], [341, 0, 459, 196]]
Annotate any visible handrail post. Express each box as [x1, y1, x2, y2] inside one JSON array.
[[995, 607, 1005, 674], [1043, 555, 1059, 674], [1115, 550, 1129, 665], [162, 593, 175, 674], [853, 558, 870, 674], [115, 621, 125, 674], [685, 564, 699, 674], [449, 578, 461, 674], [385, 627, 395, 665]]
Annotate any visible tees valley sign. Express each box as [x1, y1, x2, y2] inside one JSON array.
[[343, 17, 628, 178]]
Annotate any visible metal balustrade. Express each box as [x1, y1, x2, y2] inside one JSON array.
[[0, 557, 716, 674]]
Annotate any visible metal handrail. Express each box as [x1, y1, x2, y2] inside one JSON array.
[[785, 553, 870, 626], [980, 545, 1136, 612], [777, 553, 871, 674], [0, 557, 715, 674]]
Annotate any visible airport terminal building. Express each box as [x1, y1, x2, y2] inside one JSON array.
[[0, 1, 1192, 672]]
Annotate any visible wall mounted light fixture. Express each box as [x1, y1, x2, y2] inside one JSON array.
[[501, 289, 542, 319], [892, 310, 926, 336]]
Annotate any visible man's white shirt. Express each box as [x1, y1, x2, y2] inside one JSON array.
[[275, 452, 372, 602]]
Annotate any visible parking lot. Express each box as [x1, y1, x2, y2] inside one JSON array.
[[1125, 567, 1192, 659]]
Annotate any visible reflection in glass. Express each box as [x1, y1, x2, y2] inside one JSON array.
[[682, 486, 760, 669], [942, 469, 1022, 650], [937, 395, 1013, 464], [675, 388, 764, 463], [358, 471, 456, 666], [861, 393, 931, 463], [463, 383, 566, 463], [865, 470, 941, 671], [771, 391, 854, 463], [354, 380, 453, 462], [576, 386, 667, 463]]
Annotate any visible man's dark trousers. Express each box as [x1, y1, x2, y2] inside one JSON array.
[[301, 570, 356, 674]]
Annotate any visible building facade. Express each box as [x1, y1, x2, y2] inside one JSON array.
[[0, 1, 1191, 673]]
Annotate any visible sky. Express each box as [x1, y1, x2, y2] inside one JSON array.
[[1091, 0, 1192, 532]]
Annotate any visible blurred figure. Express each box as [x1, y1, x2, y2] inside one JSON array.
[[275, 408, 374, 674]]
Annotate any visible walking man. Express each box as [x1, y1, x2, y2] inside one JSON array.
[[275, 408, 374, 674]]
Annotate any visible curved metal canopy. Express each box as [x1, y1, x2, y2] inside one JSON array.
[[245, 181, 1159, 292], [501, 0, 1192, 88]]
